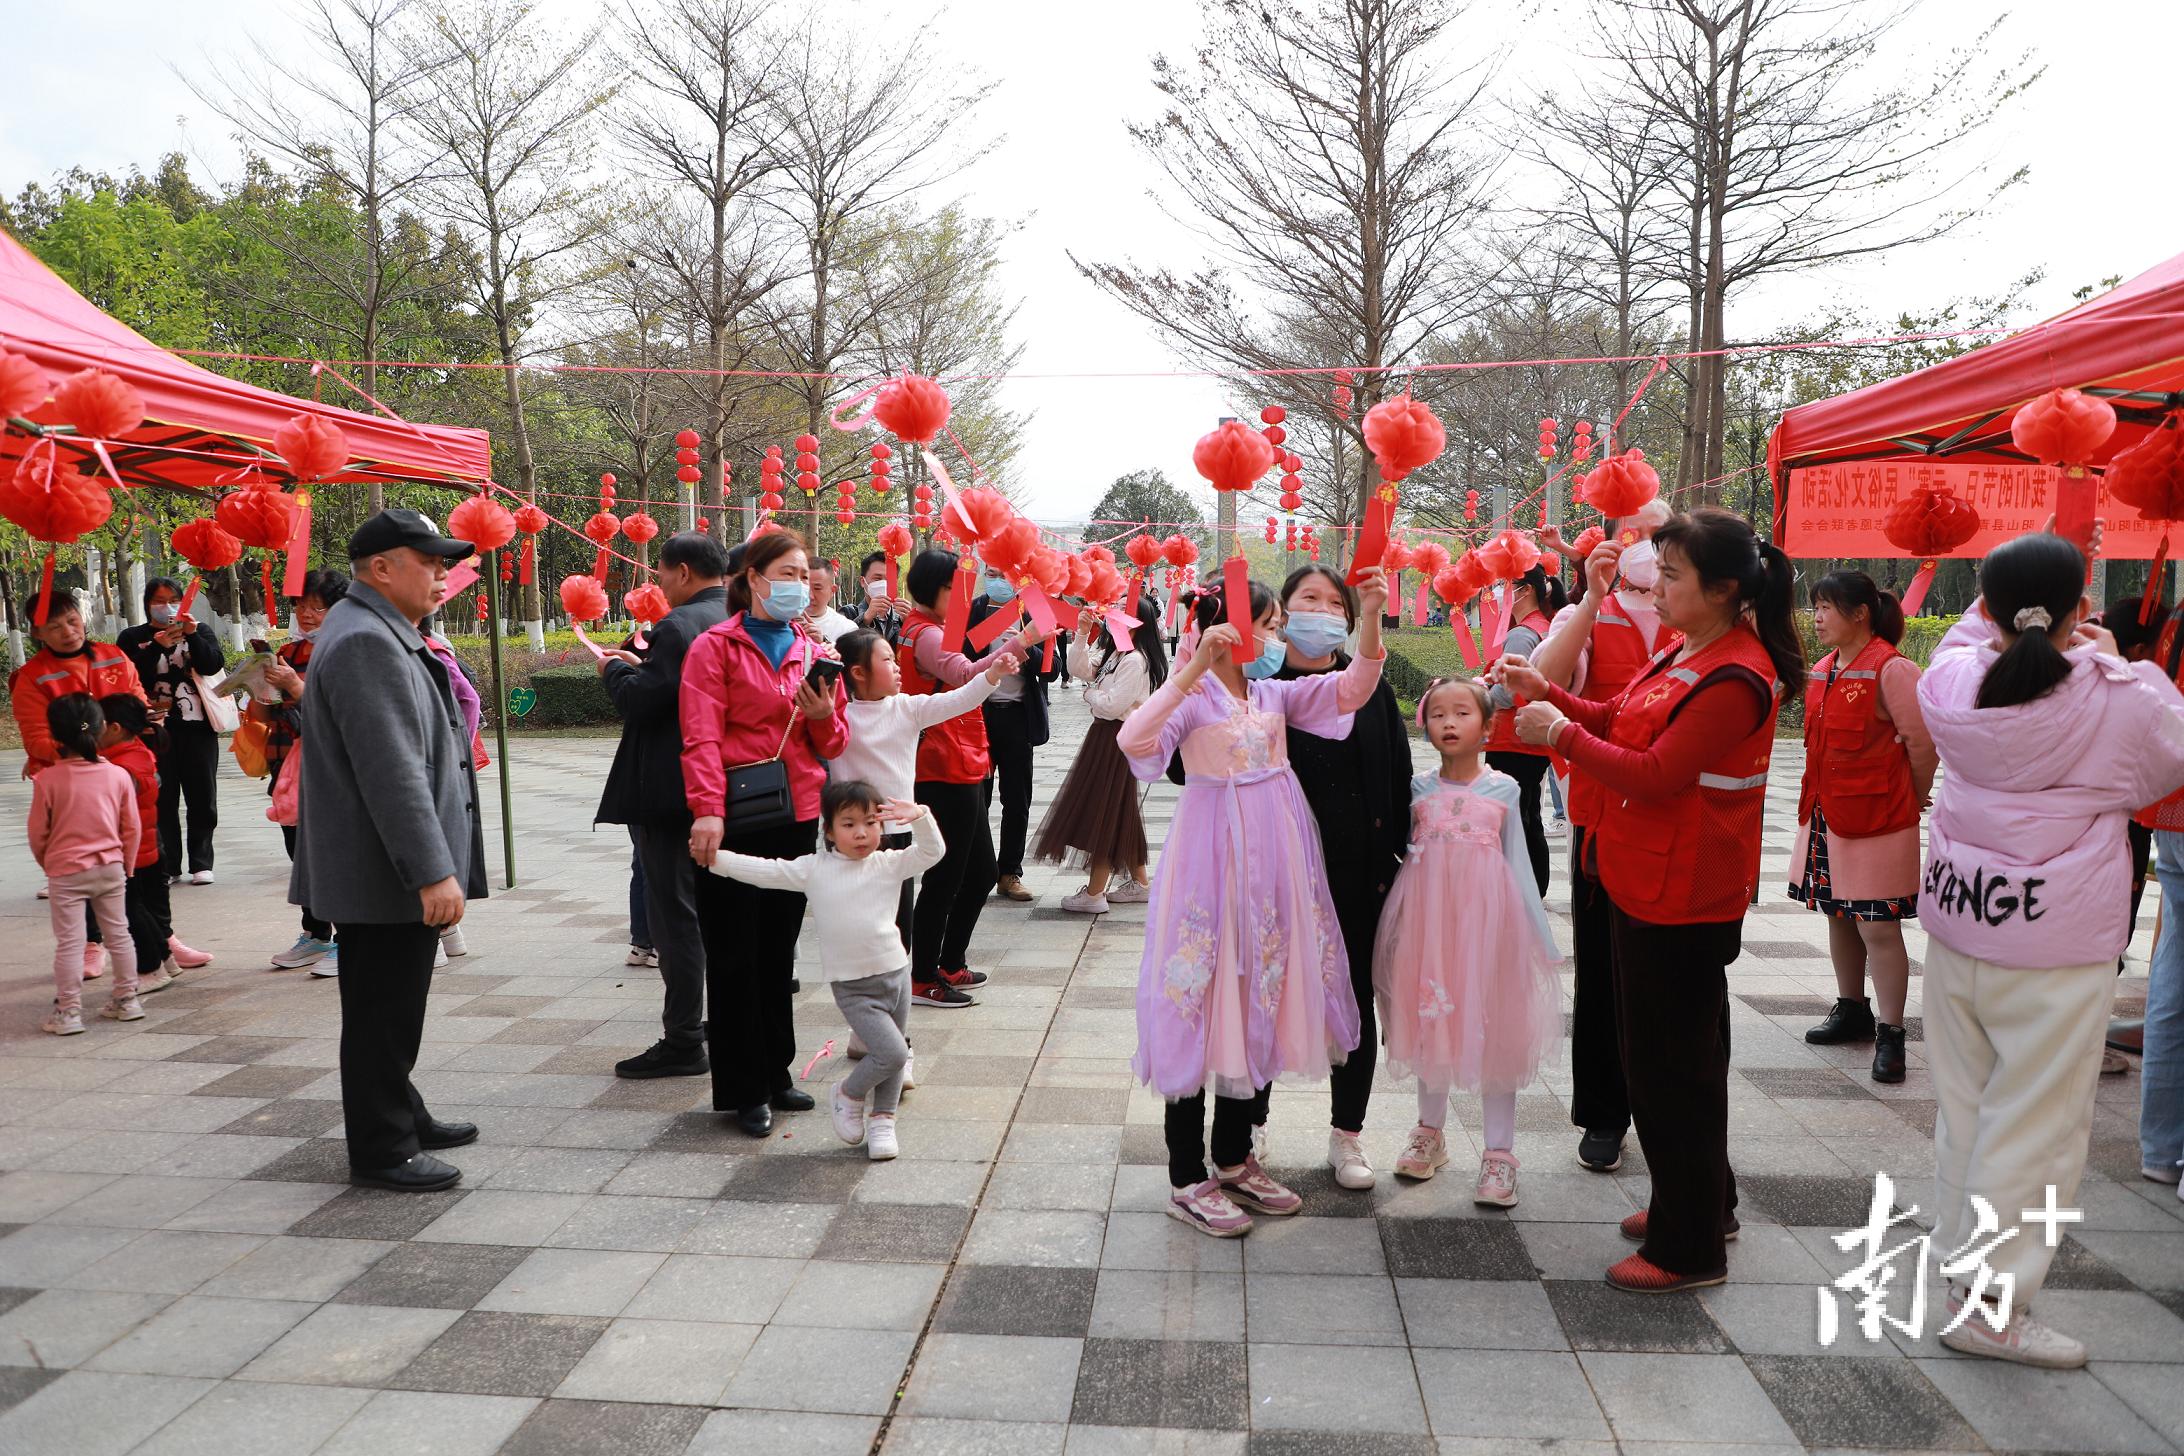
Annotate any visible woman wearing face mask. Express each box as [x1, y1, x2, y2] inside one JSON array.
[[1262, 565, 1413, 1190], [1483, 563, 1572, 896], [680, 529, 849, 1137], [1036, 593, 1168, 913], [260, 571, 351, 973], [1117, 570, 1389, 1237]]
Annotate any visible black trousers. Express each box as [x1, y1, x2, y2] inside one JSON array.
[[1166, 1085, 1270, 1186], [1568, 827, 1630, 1137], [1325, 874, 1386, 1134], [912, 780, 996, 978], [983, 699, 1036, 879], [1611, 905, 1740, 1277], [123, 865, 172, 969], [158, 721, 220, 876], [1487, 750, 1552, 896], [635, 821, 707, 1048], [695, 818, 816, 1110], [2130, 820, 2154, 955], [280, 826, 332, 941], [336, 921, 440, 1171]]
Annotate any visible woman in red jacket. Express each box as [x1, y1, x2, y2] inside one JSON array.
[[1501, 508, 1804, 1294], [682, 529, 848, 1137]]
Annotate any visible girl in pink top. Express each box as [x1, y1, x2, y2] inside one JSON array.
[[27, 694, 143, 1034]]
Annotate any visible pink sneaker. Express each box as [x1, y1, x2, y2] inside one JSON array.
[[167, 937, 214, 969], [1217, 1156, 1302, 1216], [1474, 1150, 1519, 1208], [82, 944, 106, 980], [1168, 1178, 1254, 1237], [1394, 1125, 1449, 1180]]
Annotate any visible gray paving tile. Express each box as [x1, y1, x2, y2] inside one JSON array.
[[1738, 1173, 1883, 1228], [935, 1264, 1098, 1337], [677, 1199, 838, 1258], [237, 1302, 462, 1386], [500, 1396, 710, 1456], [1542, 1279, 1730, 1353], [475, 1246, 665, 1318], [83, 1294, 314, 1377], [314, 1388, 538, 1455], [2093, 1361, 2184, 1449], [1065, 1427, 1245, 1456], [985, 1161, 1118, 1212], [775, 1258, 945, 1332], [600, 1151, 737, 1199], [723, 1154, 870, 1204], [196, 1233, 395, 1301], [0, 1288, 173, 1369], [128, 1379, 372, 1456], [51, 1174, 230, 1228], [1393, 1278, 1567, 1350], [186, 1064, 327, 1100], [159, 1179, 345, 1235], [1247, 1342, 1427, 1433], [1411, 1347, 1611, 1441], [0, 1169, 117, 1221], [0, 1365, 60, 1414], [0, 1223, 142, 1287], [815, 1201, 971, 1264], [1240, 1437, 1435, 1456], [215, 1099, 345, 1140], [622, 1253, 802, 1323], [412, 1189, 588, 1246], [963, 1208, 1107, 1268], [900, 1332, 1083, 1422], [721, 1324, 916, 1415], [1377, 1217, 1531, 1280], [551, 1316, 757, 1405], [1098, 1211, 1245, 1273], [687, 1407, 880, 1456], [1743, 1354, 1980, 1451], [389, 1310, 610, 1397], [1919, 1355, 2173, 1452], [1246, 1272, 1407, 1346], [61, 1229, 267, 1295], [1088, 1269, 1245, 1343], [236, 1135, 353, 1181], [885, 1415, 1068, 1454], [288, 1187, 468, 1240], [328, 1241, 531, 1310], [542, 1194, 715, 1252], [1578, 1351, 1801, 1446], [0, 1369, 215, 1456]]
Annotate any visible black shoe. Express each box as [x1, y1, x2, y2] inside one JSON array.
[[789, 978, 801, 994], [1806, 996, 1876, 1045], [911, 980, 977, 1008], [1872, 1023, 1907, 1084], [734, 1103, 773, 1138], [351, 1152, 462, 1192], [1578, 1128, 1625, 1172], [418, 1119, 479, 1150], [771, 1087, 816, 1113], [615, 1039, 710, 1080]]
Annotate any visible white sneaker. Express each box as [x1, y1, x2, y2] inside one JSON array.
[[1939, 1293, 2087, 1369], [1060, 891, 1110, 915], [35, 885, 47, 900], [1106, 880, 1151, 904], [189, 870, 215, 886], [99, 997, 145, 1022], [1328, 1129, 1376, 1190], [2143, 1163, 2183, 1185], [1473, 1150, 1520, 1208], [830, 1084, 867, 1145], [137, 959, 176, 994], [42, 1009, 83, 1036], [902, 1051, 916, 1091], [433, 941, 449, 968], [625, 944, 653, 967], [866, 1114, 899, 1160], [310, 945, 340, 978], [271, 934, 333, 969], [440, 925, 468, 957]]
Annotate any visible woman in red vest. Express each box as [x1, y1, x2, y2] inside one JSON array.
[[1502, 508, 1804, 1293], [1791, 572, 1935, 1082], [1485, 561, 1570, 895]]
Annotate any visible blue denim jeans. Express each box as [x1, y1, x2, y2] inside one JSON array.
[[2142, 831, 2184, 1172]]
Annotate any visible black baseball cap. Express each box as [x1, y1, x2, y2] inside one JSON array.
[[348, 508, 477, 563]]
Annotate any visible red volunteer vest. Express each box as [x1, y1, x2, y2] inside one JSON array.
[[1485, 610, 1554, 757], [1797, 636, 1919, 839], [899, 612, 990, 784], [2138, 616, 2184, 831], [1590, 625, 1780, 925], [1565, 601, 1673, 828]]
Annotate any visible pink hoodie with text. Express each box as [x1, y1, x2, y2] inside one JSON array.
[[1917, 600, 2184, 968]]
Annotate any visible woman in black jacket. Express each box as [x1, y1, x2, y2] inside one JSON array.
[[1260, 565, 1414, 1190]]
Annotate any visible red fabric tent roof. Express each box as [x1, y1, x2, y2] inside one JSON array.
[[0, 227, 490, 493], [1767, 252, 2184, 530]]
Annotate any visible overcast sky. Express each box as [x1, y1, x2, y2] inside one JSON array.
[[5, 0, 2176, 522]]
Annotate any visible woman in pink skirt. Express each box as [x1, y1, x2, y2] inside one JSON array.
[[1117, 568, 1388, 1237]]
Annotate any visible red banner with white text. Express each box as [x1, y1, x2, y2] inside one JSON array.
[[1782, 461, 2164, 559]]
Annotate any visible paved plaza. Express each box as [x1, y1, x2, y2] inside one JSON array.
[[0, 692, 2179, 1455]]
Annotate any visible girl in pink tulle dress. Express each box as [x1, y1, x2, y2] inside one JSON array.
[[1373, 678, 1561, 1208]]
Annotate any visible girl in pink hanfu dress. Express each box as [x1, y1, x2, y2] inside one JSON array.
[[1118, 569, 1390, 1238], [1375, 678, 1562, 1208]]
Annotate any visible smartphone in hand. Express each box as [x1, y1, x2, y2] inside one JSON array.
[[805, 658, 843, 693]]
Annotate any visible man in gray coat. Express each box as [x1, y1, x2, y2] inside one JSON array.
[[293, 509, 488, 1191]]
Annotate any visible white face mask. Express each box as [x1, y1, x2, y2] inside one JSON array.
[[1619, 539, 1660, 592], [865, 580, 886, 600]]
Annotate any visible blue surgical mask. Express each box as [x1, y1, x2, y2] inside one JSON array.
[[148, 603, 178, 625], [1242, 632, 1289, 679], [762, 579, 811, 620], [985, 577, 1016, 605], [1283, 611, 1348, 659]]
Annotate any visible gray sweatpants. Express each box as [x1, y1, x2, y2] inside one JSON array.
[[834, 968, 911, 1115]]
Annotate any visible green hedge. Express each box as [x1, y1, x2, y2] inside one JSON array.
[[523, 664, 617, 727]]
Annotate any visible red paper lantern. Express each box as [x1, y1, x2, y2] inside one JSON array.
[[797, 472, 820, 493], [676, 428, 702, 449], [2107, 416, 2184, 522], [0, 348, 51, 418], [1454, 550, 1494, 595], [1476, 529, 1541, 581], [2011, 387, 2119, 466], [271, 412, 348, 482], [878, 522, 914, 558], [0, 443, 111, 542], [984, 519, 1041, 578], [1279, 491, 1303, 511], [1062, 554, 1093, 598], [1263, 425, 1287, 448], [873, 375, 952, 445], [794, 434, 820, 452], [1380, 539, 1414, 574], [1265, 518, 1279, 544], [601, 472, 618, 491], [1124, 534, 1164, 570], [944, 488, 1014, 547], [625, 583, 670, 625], [514, 503, 548, 535], [870, 442, 893, 461], [1410, 541, 1451, 582], [1192, 420, 1277, 493], [913, 482, 934, 502], [172, 518, 244, 572], [621, 511, 660, 545], [1570, 525, 1606, 560], [52, 369, 145, 441], [760, 492, 785, 511], [1161, 534, 1199, 569], [1362, 396, 1445, 482], [1463, 489, 1479, 522], [1580, 449, 1660, 519], [795, 451, 819, 473], [1433, 564, 1473, 608], [215, 487, 301, 550], [560, 573, 608, 622], [1883, 488, 1982, 558], [835, 509, 856, 525], [1260, 406, 1287, 425], [580, 511, 617, 547]]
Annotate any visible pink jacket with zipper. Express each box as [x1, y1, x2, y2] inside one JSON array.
[[1917, 600, 2184, 968], [680, 613, 848, 825]]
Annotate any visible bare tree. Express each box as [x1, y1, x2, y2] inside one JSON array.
[[1595, 0, 2038, 496], [1075, 0, 1499, 553], [407, 0, 614, 634], [186, 0, 449, 511], [617, 0, 785, 540]]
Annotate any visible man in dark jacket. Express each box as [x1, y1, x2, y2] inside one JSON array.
[[293, 510, 487, 1192], [595, 532, 729, 1078], [970, 571, 1062, 902], [118, 578, 227, 883]]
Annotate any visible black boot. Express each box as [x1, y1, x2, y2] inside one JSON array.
[[1806, 996, 1876, 1045], [1872, 1023, 1907, 1083]]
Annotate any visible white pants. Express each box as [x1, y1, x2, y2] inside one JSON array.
[[1924, 939, 2111, 1307]]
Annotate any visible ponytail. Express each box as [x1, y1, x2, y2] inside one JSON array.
[[97, 693, 166, 755], [1812, 570, 1904, 646], [1752, 542, 1806, 697], [46, 693, 104, 764], [1652, 507, 1806, 697], [1973, 532, 2084, 710]]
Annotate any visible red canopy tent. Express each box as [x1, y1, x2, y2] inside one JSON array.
[[1767, 252, 2184, 559], [0, 228, 490, 491]]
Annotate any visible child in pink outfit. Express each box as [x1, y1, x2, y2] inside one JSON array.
[[27, 695, 143, 1033]]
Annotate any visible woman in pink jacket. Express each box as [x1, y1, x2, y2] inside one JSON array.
[[681, 529, 848, 1137], [1918, 530, 2184, 1369]]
